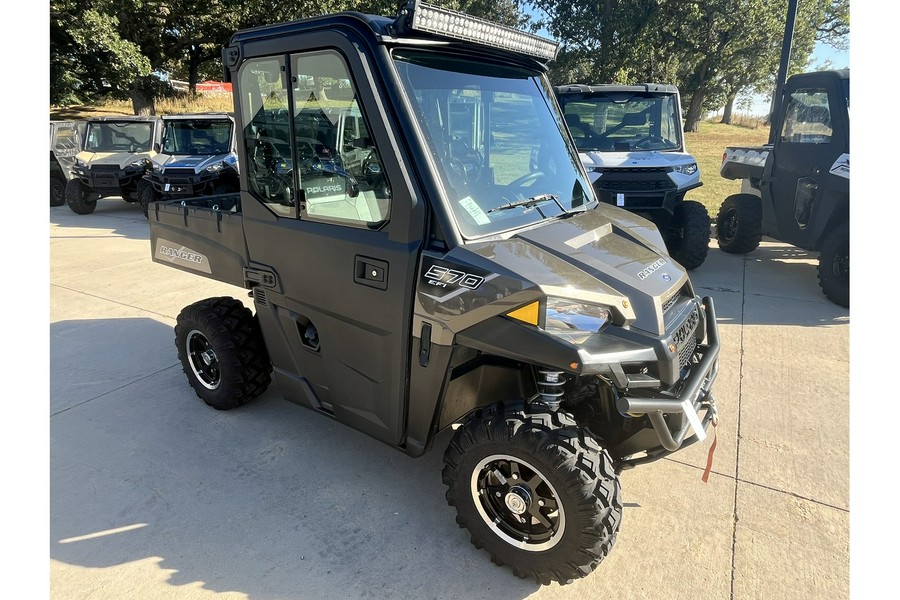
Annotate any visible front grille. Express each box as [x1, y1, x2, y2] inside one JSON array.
[[662, 284, 689, 315], [164, 168, 198, 176], [679, 335, 698, 368], [596, 178, 675, 191], [89, 164, 122, 173], [595, 167, 669, 174]]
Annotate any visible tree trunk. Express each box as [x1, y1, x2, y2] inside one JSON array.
[[131, 80, 156, 116], [188, 47, 200, 94], [720, 94, 736, 124], [683, 88, 706, 133]]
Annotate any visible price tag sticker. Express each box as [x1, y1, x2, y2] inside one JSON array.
[[616, 193, 625, 207]]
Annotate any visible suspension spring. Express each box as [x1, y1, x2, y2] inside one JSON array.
[[537, 369, 565, 410]]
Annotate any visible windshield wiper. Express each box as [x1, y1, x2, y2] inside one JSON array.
[[487, 194, 560, 213]]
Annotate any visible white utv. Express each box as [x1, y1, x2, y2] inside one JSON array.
[[139, 113, 239, 217], [555, 84, 710, 269]]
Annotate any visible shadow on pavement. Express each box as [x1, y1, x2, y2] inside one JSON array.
[[50, 317, 544, 600]]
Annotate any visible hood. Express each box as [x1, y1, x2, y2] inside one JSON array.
[[77, 150, 154, 168], [579, 150, 696, 171], [154, 153, 235, 173], [419, 205, 688, 336]]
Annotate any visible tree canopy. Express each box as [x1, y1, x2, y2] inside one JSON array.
[[50, 0, 848, 128]]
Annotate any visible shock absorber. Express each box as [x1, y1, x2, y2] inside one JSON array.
[[537, 369, 565, 410]]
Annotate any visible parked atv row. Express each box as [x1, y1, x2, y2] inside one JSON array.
[[50, 113, 240, 217]]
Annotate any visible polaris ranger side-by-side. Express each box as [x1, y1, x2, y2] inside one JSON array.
[[139, 113, 239, 216], [717, 70, 849, 306], [65, 116, 163, 214], [148, 1, 720, 584], [50, 120, 83, 206], [555, 84, 710, 269]]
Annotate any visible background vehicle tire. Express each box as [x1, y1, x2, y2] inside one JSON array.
[[212, 183, 238, 195], [442, 401, 622, 585], [65, 179, 97, 215], [137, 178, 157, 218], [50, 176, 66, 207], [667, 200, 710, 270], [715, 193, 762, 254], [174, 297, 272, 410], [817, 225, 849, 307]]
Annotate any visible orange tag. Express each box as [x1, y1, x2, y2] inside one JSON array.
[[701, 421, 718, 483]]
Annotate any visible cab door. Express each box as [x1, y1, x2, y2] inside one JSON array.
[[233, 34, 425, 446], [765, 74, 849, 248]]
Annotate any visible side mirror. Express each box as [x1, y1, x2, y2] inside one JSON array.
[[154, 142, 161, 153]]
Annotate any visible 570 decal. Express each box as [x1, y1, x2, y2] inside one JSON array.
[[424, 265, 485, 290]]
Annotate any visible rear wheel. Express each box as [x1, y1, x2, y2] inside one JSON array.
[[715, 193, 762, 253], [65, 179, 97, 214], [175, 297, 272, 410], [443, 401, 622, 584], [817, 225, 849, 307], [137, 178, 157, 218], [666, 200, 710, 269], [50, 176, 66, 207]]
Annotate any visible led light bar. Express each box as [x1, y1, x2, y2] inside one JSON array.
[[407, 1, 560, 61]]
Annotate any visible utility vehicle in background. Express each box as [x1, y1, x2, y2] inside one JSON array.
[[555, 84, 710, 269], [148, 1, 720, 584], [717, 70, 849, 306], [50, 120, 84, 207], [139, 113, 239, 216], [64, 116, 162, 214]]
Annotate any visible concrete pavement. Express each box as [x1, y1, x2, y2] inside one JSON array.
[[49, 198, 849, 600]]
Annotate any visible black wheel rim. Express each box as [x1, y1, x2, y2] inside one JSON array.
[[721, 209, 738, 242], [186, 329, 221, 390], [471, 454, 565, 551], [831, 243, 849, 282], [51, 182, 63, 204]]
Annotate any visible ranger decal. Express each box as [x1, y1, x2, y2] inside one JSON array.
[[156, 238, 212, 274], [637, 258, 667, 281]]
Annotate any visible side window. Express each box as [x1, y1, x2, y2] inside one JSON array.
[[291, 50, 391, 226], [781, 88, 833, 144], [239, 57, 296, 217]]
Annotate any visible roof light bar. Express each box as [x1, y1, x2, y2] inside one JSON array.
[[407, 1, 560, 61]]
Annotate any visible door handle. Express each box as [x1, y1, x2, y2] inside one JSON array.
[[354, 255, 388, 290]]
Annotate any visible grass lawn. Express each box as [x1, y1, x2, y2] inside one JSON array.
[[685, 120, 769, 216], [51, 98, 770, 218]]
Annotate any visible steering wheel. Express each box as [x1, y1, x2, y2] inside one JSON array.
[[448, 139, 483, 184], [634, 136, 667, 149], [507, 170, 545, 189]]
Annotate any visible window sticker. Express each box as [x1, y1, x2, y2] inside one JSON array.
[[459, 196, 491, 225]]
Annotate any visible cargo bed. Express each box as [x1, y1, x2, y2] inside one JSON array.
[[148, 193, 249, 288]]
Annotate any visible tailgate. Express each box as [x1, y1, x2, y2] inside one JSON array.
[[148, 193, 249, 287]]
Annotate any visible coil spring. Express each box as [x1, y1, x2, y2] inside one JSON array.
[[537, 369, 565, 410]]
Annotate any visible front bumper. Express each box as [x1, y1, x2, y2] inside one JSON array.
[[73, 166, 145, 192], [615, 296, 719, 467], [146, 170, 218, 196]]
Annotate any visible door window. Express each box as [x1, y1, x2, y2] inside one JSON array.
[[781, 88, 833, 144]]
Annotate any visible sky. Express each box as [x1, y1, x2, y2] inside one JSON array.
[[744, 40, 850, 116]]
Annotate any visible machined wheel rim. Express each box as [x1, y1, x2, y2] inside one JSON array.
[[471, 454, 565, 551], [831, 245, 849, 281], [185, 329, 221, 390], [721, 209, 738, 241]]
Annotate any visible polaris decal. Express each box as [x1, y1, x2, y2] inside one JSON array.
[[637, 258, 667, 280], [155, 238, 212, 274]]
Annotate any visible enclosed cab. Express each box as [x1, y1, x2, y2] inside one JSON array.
[[148, 1, 720, 584], [139, 113, 239, 216], [50, 120, 84, 207], [555, 84, 710, 269], [65, 116, 162, 214], [717, 70, 849, 306]]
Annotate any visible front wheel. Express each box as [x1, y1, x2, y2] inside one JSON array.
[[175, 297, 272, 410], [715, 193, 762, 254], [137, 178, 156, 218], [817, 225, 849, 307], [442, 402, 622, 584], [65, 179, 97, 215], [667, 200, 710, 270]]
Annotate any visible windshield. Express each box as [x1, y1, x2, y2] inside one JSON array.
[[393, 50, 595, 239], [162, 120, 233, 155], [557, 92, 682, 152], [84, 121, 154, 153]]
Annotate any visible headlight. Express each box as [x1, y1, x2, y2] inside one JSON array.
[[151, 163, 161, 172], [130, 158, 150, 168], [74, 158, 85, 168], [545, 297, 612, 344], [206, 162, 226, 173], [672, 162, 698, 176]]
